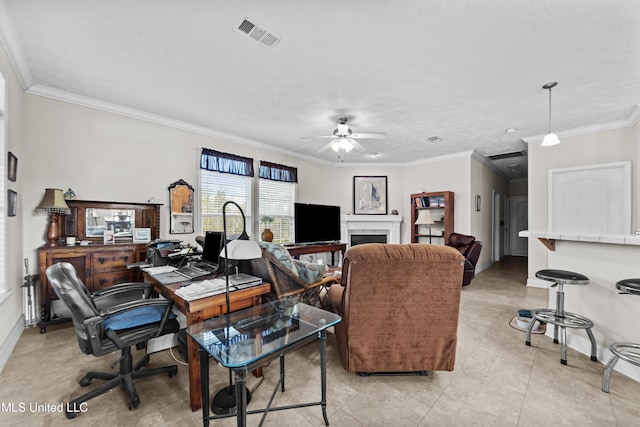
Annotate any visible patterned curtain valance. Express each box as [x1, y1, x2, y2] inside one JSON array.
[[259, 161, 298, 183], [200, 148, 254, 177]]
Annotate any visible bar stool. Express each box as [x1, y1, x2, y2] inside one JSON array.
[[602, 278, 640, 392], [526, 269, 598, 365]]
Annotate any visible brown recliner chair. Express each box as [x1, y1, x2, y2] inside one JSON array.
[[327, 243, 464, 374], [446, 232, 483, 286]]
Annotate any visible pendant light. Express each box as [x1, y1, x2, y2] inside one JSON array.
[[541, 81, 560, 147]]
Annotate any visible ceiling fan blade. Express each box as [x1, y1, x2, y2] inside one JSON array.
[[350, 133, 386, 139], [349, 139, 367, 152], [318, 139, 340, 153], [301, 135, 336, 139]]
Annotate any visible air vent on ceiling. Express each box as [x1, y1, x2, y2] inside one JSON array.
[[236, 18, 280, 49], [487, 150, 526, 161]]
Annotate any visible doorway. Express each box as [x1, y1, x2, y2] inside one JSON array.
[[510, 196, 528, 256]]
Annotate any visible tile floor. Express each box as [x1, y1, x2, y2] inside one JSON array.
[[1, 256, 639, 426]]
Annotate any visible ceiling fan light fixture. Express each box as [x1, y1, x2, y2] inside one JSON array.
[[330, 138, 354, 153], [542, 81, 560, 147]]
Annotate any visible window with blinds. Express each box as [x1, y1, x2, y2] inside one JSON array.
[[258, 161, 297, 244], [200, 170, 252, 236], [259, 179, 295, 243], [199, 148, 254, 236]]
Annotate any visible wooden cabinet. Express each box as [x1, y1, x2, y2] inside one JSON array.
[[38, 243, 148, 332], [38, 200, 161, 332], [410, 191, 454, 244]]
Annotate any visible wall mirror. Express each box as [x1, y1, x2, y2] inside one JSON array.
[[64, 200, 162, 243], [169, 179, 194, 234], [86, 208, 135, 237]]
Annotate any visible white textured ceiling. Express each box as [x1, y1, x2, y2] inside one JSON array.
[[2, 0, 640, 179]]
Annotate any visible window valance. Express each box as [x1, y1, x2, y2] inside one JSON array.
[[200, 148, 254, 177], [259, 161, 298, 183]]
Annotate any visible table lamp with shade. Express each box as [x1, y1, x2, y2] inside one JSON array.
[[35, 188, 71, 246], [212, 200, 262, 415], [415, 210, 435, 244]]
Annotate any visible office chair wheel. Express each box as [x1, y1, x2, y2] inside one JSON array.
[[168, 366, 178, 377], [128, 396, 140, 410], [79, 376, 92, 387]]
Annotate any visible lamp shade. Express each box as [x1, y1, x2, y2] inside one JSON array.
[[541, 132, 560, 147], [414, 210, 435, 225], [35, 188, 70, 214], [219, 238, 261, 260]]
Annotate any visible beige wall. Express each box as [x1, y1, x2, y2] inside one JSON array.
[[471, 157, 509, 269], [527, 123, 640, 380], [527, 125, 637, 283], [0, 39, 25, 358], [509, 179, 528, 197]]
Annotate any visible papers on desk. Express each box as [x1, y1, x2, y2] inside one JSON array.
[[175, 278, 229, 301], [142, 265, 177, 275], [174, 276, 263, 301]]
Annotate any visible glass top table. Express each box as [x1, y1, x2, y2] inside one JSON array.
[[186, 298, 341, 427]]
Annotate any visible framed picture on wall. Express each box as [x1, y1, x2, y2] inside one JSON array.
[[7, 152, 17, 182], [353, 176, 387, 215]]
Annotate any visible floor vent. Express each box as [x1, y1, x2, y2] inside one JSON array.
[[236, 18, 280, 49]]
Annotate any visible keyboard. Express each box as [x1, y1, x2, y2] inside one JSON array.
[[176, 265, 210, 279]]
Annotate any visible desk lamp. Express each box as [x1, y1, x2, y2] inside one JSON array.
[[212, 200, 262, 415], [415, 210, 435, 244], [35, 188, 71, 246]]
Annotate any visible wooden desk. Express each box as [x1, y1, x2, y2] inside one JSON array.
[[144, 273, 270, 411], [285, 242, 347, 266]]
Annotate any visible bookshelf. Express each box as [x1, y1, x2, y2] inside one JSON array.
[[410, 191, 454, 244]]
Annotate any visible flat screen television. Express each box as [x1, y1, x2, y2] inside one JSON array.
[[294, 203, 341, 244]]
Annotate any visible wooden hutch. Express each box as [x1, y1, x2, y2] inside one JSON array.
[[38, 200, 161, 332]]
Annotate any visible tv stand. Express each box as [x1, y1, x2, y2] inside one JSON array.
[[285, 242, 347, 266]]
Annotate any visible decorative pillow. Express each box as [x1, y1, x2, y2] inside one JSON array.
[[103, 306, 175, 331], [258, 241, 298, 276], [293, 260, 326, 285]]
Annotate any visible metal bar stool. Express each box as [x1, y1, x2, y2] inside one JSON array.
[[602, 278, 640, 392], [526, 269, 598, 365]]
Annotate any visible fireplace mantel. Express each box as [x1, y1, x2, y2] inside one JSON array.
[[340, 214, 403, 246]]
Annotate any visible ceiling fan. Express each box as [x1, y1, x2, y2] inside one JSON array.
[[303, 117, 386, 154]]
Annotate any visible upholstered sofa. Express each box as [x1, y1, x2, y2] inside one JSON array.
[[327, 243, 465, 374]]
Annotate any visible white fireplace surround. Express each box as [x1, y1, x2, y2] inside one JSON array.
[[340, 214, 403, 246]]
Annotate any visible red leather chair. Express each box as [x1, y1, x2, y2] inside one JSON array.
[[446, 233, 483, 286]]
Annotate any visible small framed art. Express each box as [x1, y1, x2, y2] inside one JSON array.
[[353, 176, 388, 215], [133, 228, 151, 243], [8, 152, 17, 182], [7, 190, 17, 216]]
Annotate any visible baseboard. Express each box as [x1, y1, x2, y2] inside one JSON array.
[[0, 315, 25, 373], [544, 329, 640, 385], [475, 260, 492, 274], [527, 277, 551, 288]]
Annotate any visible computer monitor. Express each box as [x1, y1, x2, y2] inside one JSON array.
[[201, 231, 224, 266]]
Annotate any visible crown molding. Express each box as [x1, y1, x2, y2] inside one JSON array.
[[0, 0, 33, 89], [522, 104, 640, 144], [26, 84, 336, 166]]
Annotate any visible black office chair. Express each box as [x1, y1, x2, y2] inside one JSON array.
[[46, 262, 180, 418]]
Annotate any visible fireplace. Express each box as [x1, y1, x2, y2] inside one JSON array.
[[351, 234, 388, 246], [340, 214, 403, 247]]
